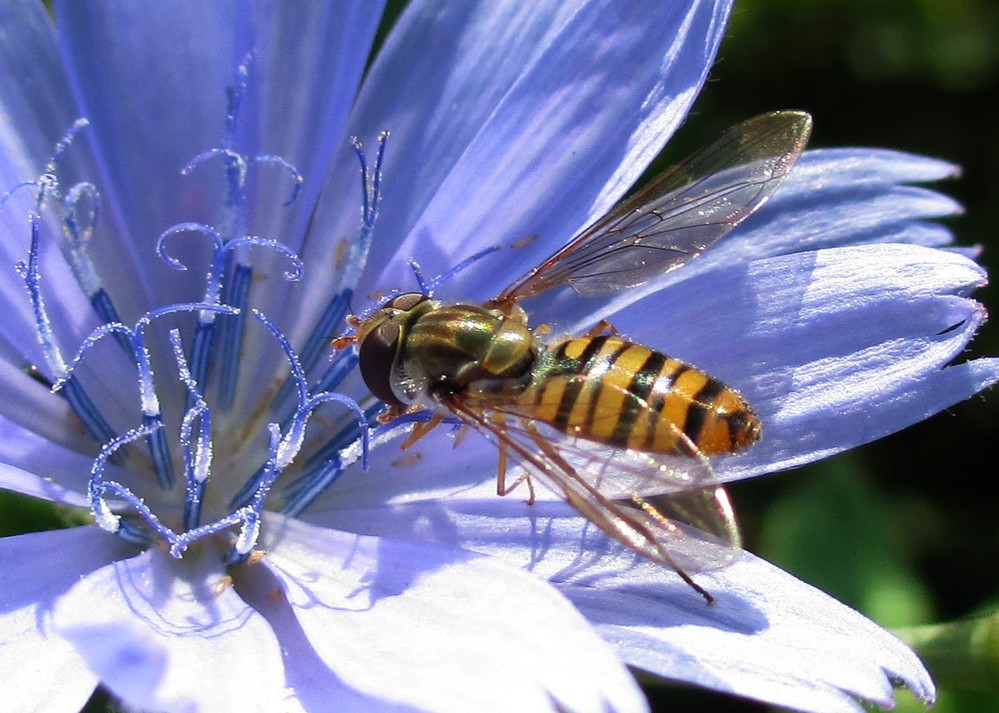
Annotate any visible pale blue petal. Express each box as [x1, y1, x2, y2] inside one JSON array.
[[675, 149, 963, 282], [0, 340, 143, 456], [225, 2, 386, 397], [702, 148, 963, 270], [53, 546, 287, 712], [0, 2, 78, 165], [595, 244, 997, 478], [788, 148, 959, 184], [0, 464, 88, 508], [54, 1, 384, 314], [234, 559, 429, 713], [297, 421, 498, 513], [0, 364, 89, 454], [239, 1, 386, 245], [288, 0, 733, 342], [567, 553, 934, 713], [315, 499, 932, 712], [0, 527, 136, 713], [54, 1, 237, 310], [0, 3, 99, 362], [261, 515, 648, 713], [53, 3, 386, 416], [0, 411, 151, 507]]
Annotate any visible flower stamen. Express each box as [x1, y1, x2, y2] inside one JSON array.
[[16, 216, 117, 445], [228, 308, 371, 513], [272, 132, 389, 416], [177, 53, 305, 413], [4, 48, 399, 571]]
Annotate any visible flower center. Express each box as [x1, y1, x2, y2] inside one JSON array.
[[1, 58, 393, 564]]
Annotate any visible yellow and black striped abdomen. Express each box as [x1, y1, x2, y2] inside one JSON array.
[[524, 335, 760, 456]]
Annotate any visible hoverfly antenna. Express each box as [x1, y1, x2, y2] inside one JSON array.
[[357, 244, 500, 316], [407, 245, 501, 297], [407, 257, 430, 295]]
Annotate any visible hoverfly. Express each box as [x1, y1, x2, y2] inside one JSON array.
[[346, 111, 812, 602]]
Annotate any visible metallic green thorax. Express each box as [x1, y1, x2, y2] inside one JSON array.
[[356, 293, 536, 408]]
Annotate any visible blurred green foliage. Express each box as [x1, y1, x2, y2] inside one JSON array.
[[0, 490, 65, 537]]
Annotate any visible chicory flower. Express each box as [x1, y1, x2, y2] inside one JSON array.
[[0, 1, 995, 712]]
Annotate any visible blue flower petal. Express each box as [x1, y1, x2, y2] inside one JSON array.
[[53, 545, 287, 712], [234, 557, 430, 713], [0, 411, 158, 507], [54, 1, 238, 309], [0, 463, 87, 508], [600, 243, 997, 478], [566, 553, 935, 713], [0, 365, 83, 450], [0, 5, 101, 361], [54, 1, 382, 313], [261, 514, 649, 712], [233, 2, 386, 246], [288, 0, 733, 338], [0, 2, 78, 169], [707, 149, 963, 268], [317, 498, 933, 712], [296, 421, 499, 513], [0, 527, 136, 712]]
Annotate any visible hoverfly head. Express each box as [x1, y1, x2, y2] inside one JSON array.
[[356, 292, 432, 408]]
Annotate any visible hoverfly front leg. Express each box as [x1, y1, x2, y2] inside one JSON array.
[[399, 412, 445, 449], [532, 322, 551, 338], [329, 334, 355, 350], [375, 403, 410, 425], [330, 314, 364, 351]]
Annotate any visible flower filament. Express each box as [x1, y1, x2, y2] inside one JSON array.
[[3, 64, 392, 562]]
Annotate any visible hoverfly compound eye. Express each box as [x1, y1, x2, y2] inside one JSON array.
[[358, 320, 407, 408], [384, 292, 428, 311]]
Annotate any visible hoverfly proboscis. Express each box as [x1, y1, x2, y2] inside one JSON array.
[[342, 110, 812, 603]]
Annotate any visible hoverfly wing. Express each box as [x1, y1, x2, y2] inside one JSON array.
[[443, 392, 739, 574], [497, 110, 812, 302]]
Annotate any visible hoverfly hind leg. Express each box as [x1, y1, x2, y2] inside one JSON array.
[[450, 424, 470, 449], [493, 412, 536, 504], [676, 566, 713, 604], [633, 495, 715, 605]]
